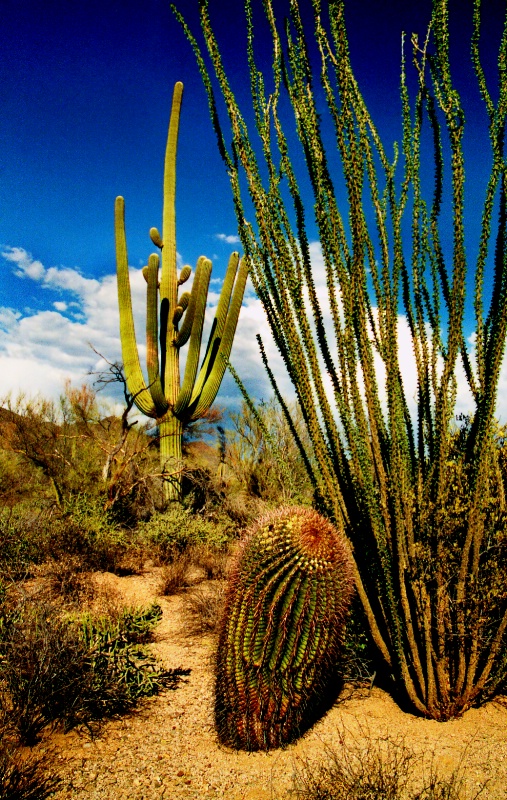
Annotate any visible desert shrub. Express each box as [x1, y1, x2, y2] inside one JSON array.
[[0, 731, 61, 800], [158, 542, 230, 596], [0, 506, 51, 579], [287, 732, 485, 800], [0, 448, 43, 507], [183, 464, 269, 526], [0, 600, 91, 744], [181, 465, 225, 512], [45, 555, 96, 604], [159, 553, 191, 596], [80, 601, 163, 645], [222, 398, 314, 507], [182, 583, 225, 635], [72, 602, 185, 728], [56, 494, 140, 574], [0, 597, 186, 744], [0, 497, 142, 578], [1, 384, 161, 517], [139, 506, 236, 564], [190, 542, 229, 580], [178, 398, 315, 523]]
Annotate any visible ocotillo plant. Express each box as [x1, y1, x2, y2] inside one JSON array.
[[115, 82, 248, 502], [215, 507, 354, 750], [175, 0, 507, 719]]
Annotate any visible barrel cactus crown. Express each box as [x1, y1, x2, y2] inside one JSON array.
[[215, 506, 354, 751]]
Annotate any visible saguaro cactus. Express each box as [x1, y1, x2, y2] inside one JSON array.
[[215, 506, 354, 750], [115, 82, 248, 502]]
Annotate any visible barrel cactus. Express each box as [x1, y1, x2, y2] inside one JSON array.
[[215, 506, 354, 751]]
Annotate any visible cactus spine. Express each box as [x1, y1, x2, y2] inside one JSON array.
[[115, 82, 248, 502], [215, 507, 354, 751]]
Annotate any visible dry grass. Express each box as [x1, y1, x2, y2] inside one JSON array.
[[189, 543, 230, 581], [158, 552, 191, 596], [0, 729, 61, 800], [182, 582, 226, 635], [44, 556, 96, 605], [158, 543, 230, 597], [285, 728, 488, 800]]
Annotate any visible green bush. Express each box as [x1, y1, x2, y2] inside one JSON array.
[[138, 506, 236, 563], [0, 598, 188, 744], [0, 507, 51, 578], [0, 497, 235, 583], [56, 494, 137, 573], [0, 495, 144, 578], [0, 449, 42, 507], [78, 601, 163, 646]]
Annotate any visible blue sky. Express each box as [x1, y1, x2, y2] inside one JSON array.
[[1, 0, 506, 418]]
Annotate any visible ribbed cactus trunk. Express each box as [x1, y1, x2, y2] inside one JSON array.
[[159, 415, 183, 502], [157, 83, 182, 502], [215, 507, 354, 750]]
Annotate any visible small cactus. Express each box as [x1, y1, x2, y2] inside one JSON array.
[[214, 506, 354, 751]]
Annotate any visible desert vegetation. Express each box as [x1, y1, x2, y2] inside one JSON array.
[[0, 375, 328, 795], [0, 374, 504, 796], [175, 0, 507, 722], [3, 0, 507, 795]]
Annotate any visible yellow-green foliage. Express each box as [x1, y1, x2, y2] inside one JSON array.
[[222, 397, 314, 506]]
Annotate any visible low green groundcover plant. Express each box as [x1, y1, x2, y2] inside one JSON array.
[[0, 598, 189, 744]]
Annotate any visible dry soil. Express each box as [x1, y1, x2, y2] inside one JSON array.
[[40, 569, 507, 800]]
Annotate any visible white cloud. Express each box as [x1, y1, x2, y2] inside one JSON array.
[[2, 243, 507, 434], [215, 233, 241, 245], [0, 247, 134, 403], [0, 245, 278, 410], [0, 307, 21, 332], [3, 246, 45, 280], [2, 246, 100, 299]]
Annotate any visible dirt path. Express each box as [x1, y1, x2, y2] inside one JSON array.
[[43, 570, 507, 800]]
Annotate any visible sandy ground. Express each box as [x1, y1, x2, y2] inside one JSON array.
[[39, 569, 507, 800]]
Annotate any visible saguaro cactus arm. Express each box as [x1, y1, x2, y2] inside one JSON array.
[[173, 256, 212, 414], [160, 81, 182, 300], [115, 196, 157, 418], [144, 253, 169, 413], [188, 252, 249, 419]]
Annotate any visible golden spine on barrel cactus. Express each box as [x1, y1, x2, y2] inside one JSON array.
[[214, 506, 354, 751]]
